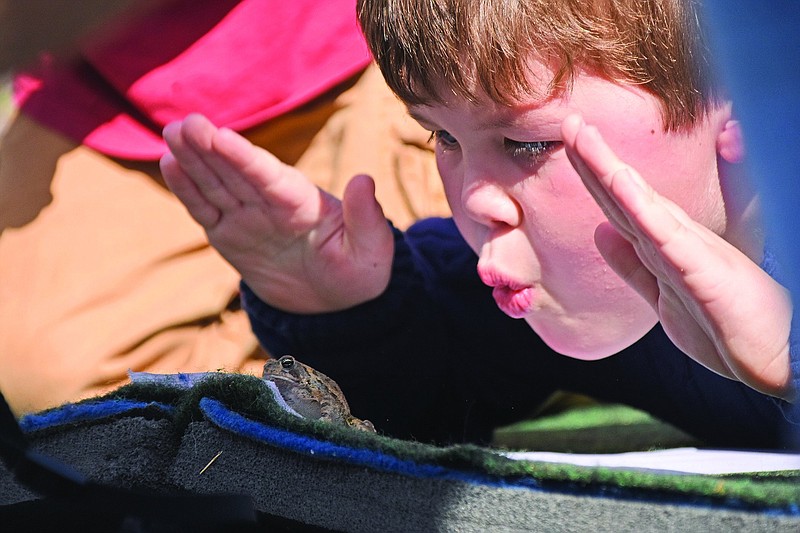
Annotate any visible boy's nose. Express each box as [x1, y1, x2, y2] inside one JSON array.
[[461, 179, 521, 228]]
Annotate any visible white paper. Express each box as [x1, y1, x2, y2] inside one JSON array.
[[502, 447, 800, 475]]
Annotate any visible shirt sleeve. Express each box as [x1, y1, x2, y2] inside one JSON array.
[[241, 217, 548, 443], [242, 220, 798, 448]]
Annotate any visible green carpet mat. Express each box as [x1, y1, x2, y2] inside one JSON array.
[[2, 374, 798, 531]]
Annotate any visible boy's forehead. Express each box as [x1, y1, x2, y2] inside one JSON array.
[[405, 87, 569, 130], [405, 70, 667, 132], [403, 58, 572, 121]]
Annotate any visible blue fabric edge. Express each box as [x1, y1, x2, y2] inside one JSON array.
[[13, 396, 798, 516], [19, 399, 174, 433], [199, 397, 800, 516], [198, 397, 521, 487]]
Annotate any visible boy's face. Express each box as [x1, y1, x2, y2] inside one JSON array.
[[408, 68, 727, 359]]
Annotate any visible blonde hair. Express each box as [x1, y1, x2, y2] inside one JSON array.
[[357, 0, 722, 131]]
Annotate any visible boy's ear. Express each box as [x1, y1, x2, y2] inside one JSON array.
[[716, 105, 745, 164]]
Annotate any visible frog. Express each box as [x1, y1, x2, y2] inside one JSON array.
[[262, 355, 376, 433]]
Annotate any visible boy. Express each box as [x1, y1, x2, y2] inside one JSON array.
[[160, 0, 798, 446]]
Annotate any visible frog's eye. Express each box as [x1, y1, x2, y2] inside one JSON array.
[[279, 355, 296, 370]]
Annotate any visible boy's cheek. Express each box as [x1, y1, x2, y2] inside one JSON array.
[[534, 276, 658, 359]]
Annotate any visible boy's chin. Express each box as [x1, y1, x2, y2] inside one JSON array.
[[525, 313, 658, 360]]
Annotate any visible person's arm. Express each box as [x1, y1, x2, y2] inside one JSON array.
[[159, 115, 540, 443], [244, 224, 799, 447], [241, 217, 547, 443]]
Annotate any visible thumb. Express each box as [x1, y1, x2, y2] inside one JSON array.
[[342, 174, 394, 259]]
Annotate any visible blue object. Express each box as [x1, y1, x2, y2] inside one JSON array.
[[702, 0, 800, 439]]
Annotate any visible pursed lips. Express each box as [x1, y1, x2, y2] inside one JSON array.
[[477, 265, 536, 319]]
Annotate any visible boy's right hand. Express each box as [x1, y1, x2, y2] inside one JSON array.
[[160, 113, 394, 313]]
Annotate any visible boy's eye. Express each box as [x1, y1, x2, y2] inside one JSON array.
[[430, 130, 458, 147], [505, 139, 560, 162]]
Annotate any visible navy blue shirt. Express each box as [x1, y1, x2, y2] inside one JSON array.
[[243, 217, 798, 448]]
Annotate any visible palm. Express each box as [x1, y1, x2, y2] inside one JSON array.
[[562, 114, 792, 399], [160, 114, 394, 314]]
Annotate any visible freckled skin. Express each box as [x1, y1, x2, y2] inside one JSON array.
[[262, 355, 376, 432]]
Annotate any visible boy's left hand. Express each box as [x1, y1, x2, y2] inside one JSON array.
[[562, 114, 794, 400]]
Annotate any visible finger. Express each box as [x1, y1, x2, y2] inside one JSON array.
[[159, 152, 222, 227], [562, 115, 607, 201], [562, 116, 636, 242], [342, 174, 394, 265], [566, 117, 694, 254], [207, 127, 275, 204], [571, 125, 639, 234], [188, 120, 323, 219], [570, 123, 693, 241], [163, 116, 242, 211], [564, 115, 694, 285], [177, 114, 265, 204], [569, 119, 628, 180], [608, 166, 714, 275], [602, 169, 740, 304], [598, 169, 694, 286]]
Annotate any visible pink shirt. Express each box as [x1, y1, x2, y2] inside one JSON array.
[[14, 0, 372, 160]]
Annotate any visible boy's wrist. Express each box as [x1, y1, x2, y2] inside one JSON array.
[[240, 226, 422, 349]]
